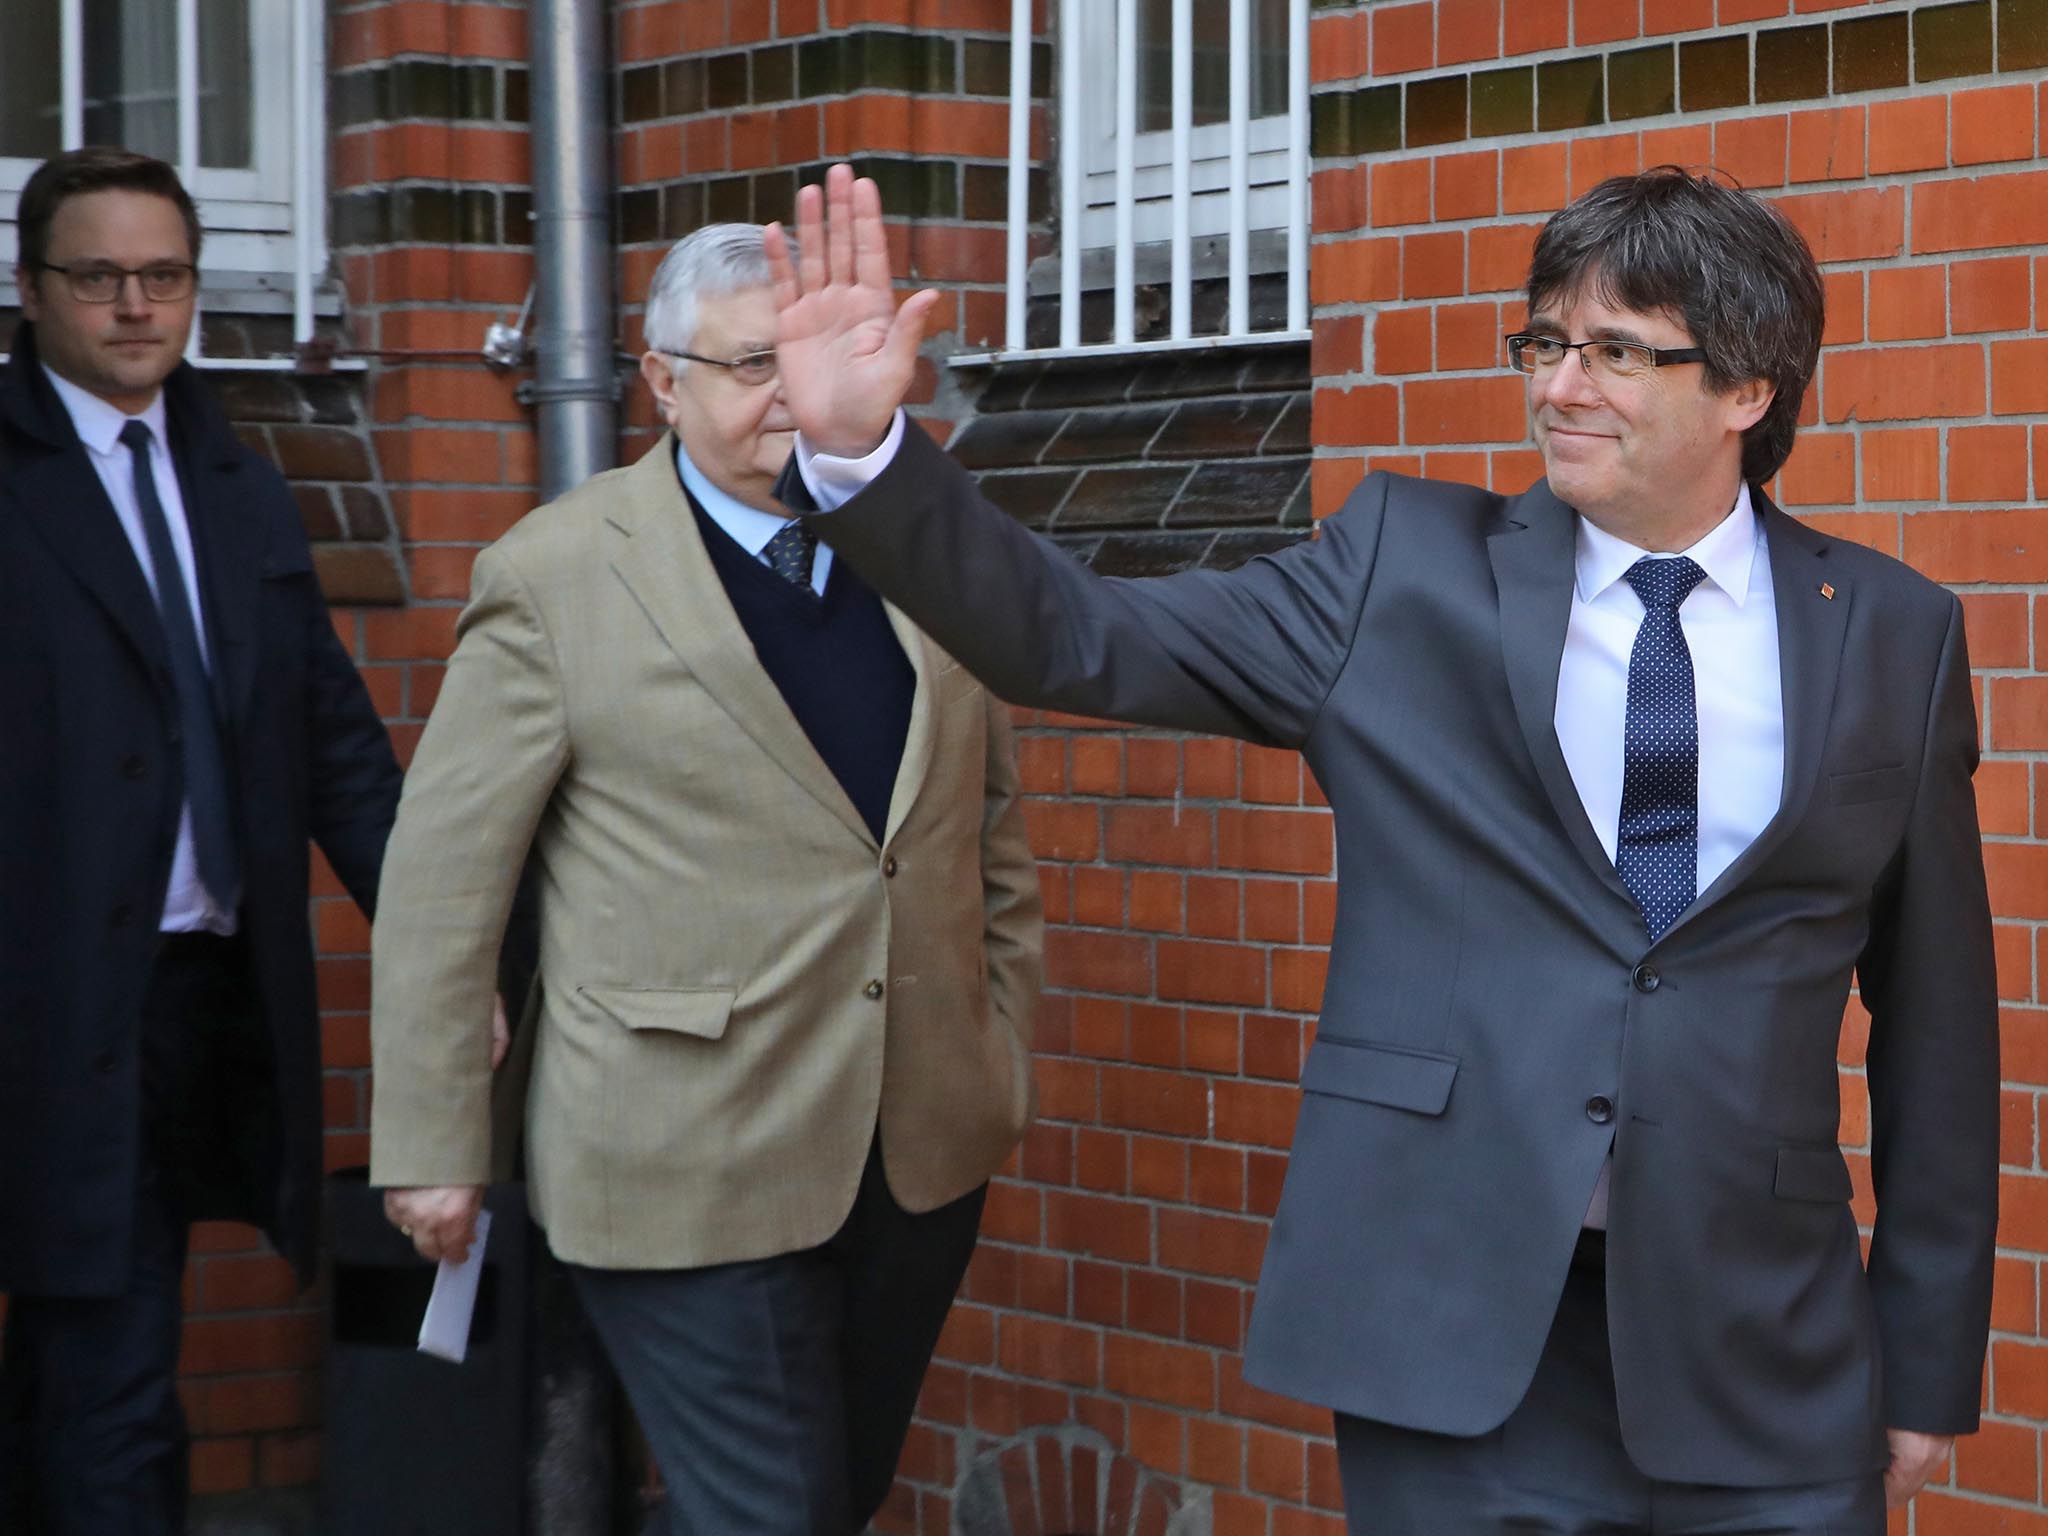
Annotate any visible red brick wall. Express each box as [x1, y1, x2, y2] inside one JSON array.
[[168, 1, 2048, 1532]]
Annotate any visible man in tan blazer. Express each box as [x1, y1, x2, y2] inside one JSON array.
[[368, 223, 1043, 1535]]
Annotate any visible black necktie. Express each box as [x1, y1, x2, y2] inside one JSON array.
[[763, 519, 817, 591], [1617, 555, 1707, 943], [119, 419, 238, 909]]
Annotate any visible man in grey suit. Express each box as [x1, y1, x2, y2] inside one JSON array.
[[757, 164, 1998, 1534]]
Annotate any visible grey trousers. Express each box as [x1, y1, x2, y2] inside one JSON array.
[[568, 1143, 986, 1536], [1335, 1236, 1887, 1535]]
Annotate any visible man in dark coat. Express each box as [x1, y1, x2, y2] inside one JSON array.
[[0, 147, 401, 1534]]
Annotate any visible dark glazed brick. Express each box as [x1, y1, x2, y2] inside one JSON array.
[[1168, 462, 1311, 528], [963, 38, 1053, 98], [1754, 24, 1828, 103], [969, 364, 1045, 414], [1832, 13, 1909, 94], [1089, 533, 1213, 578], [752, 171, 799, 227], [1241, 349, 1311, 392], [706, 53, 750, 111], [976, 470, 1077, 528], [459, 189, 498, 246], [754, 45, 796, 104], [300, 377, 361, 426], [1312, 84, 1401, 157], [1043, 405, 1177, 463], [1054, 466, 1190, 529], [502, 191, 532, 245], [1469, 67, 1534, 138], [1130, 352, 1263, 401], [1260, 395, 1311, 455], [707, 177, 752, 223], [1999, 0, 2048, 70], [621, 188, 662, 245], [1537, 57, 1605, 132], [392, 187, 457, 244], [1027, 362, 1145, 411], [1205, 529, 1309, 571], [623, 65, 663, 123], [211, 374, 305, 424], [339, 487, 394, 542], [330, 192, 387, 246], [455, 64, 497, 119], [1150, 397, 1287, 460], [1405, 75, 1468, 148], [388, 60, 453, 119], [662, 181, 708, 237], [963, 164, 1050, 223], [270, 426, 373, 483], [862, 31, 958, 93], [332, 70, 383, 128], [1608, 43, 1674, 121], [1914, 1, 1993, 80], [799, 36, 846, 97], [293, 487, 344, 544], [952, 409, 1072, 469], [1679, 36, 1748, 112], [664, 59, 706, 116], [503, 67, 529, 123], [312, 545, 405, 607]]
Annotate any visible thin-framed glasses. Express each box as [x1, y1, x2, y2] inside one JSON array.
[[670, 348, 778, 386], [1504, 333, 1706, 382], [37, 261, 199, 304]]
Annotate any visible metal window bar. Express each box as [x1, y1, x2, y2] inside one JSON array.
[[39, 0, 332, 370], [978, 0, 1311, 367]]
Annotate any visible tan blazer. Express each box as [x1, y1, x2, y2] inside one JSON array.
[[367, 435, 1043, 1270]]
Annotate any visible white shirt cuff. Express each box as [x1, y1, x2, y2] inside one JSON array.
[[795, 411, 906, 513]]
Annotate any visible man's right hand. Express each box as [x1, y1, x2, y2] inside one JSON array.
[[383, 1184, 484, 1265]]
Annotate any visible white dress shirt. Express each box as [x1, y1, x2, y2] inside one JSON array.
[[677, 438, 833, 596], [44, 367, 236, 935], [798, 418, 1789, 1225]]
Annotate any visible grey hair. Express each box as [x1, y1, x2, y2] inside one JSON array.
[[642, 222, 773, 362]]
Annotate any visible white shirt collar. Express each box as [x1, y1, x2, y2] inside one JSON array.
[[41, 365, 168, 458], [1574, 481, 1760, 608], [672, 436, 797, 558]]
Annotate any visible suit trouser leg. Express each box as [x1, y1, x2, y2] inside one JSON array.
[[566, 1143, 986, 1536], [1333, 1237, 1885, 1536], [0, 1161, 190, 1536]]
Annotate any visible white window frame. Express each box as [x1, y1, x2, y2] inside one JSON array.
[[0, 0, 331, 354]]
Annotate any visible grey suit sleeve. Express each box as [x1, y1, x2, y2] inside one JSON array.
[[1857, 595, 1999, 1434], [799, 425, 1385, 751]]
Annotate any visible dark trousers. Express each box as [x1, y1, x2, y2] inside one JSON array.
[[1334, 1234, 1886, 1536], [568, 1143, 987, 1536], [0, 932, 252, 1536]]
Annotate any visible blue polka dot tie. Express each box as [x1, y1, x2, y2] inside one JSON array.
[[763, 519, 817, 590], [1618, 556, 1708, 943]]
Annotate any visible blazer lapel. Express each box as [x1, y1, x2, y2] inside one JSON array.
[[1667, 495, 1850, 937], [880, 605, 940, 845], [1488, 480, 1638, 910], [606, 437, 876, 849]]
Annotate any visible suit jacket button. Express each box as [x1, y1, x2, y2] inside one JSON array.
[[864, 979, 885, 1000], [1631, 963, 1660, 993], [120, 753, 146, 779], [92, 1047, 118, 1074], [1586, 1096, 1614, 1124], [882, 856, 898, 878]]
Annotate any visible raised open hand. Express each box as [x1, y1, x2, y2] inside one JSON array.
[[764, 162, 941, 459]]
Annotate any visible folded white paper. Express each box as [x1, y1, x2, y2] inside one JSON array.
[[416, 1207, 491, 1364]]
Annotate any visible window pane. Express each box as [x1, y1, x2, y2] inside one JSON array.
[[199, 0, 251, 169], [1137, 0, 1291, 132], [78, 0, 250, 168], [1, 0, 64, 160], [83, 0, 178, 160]]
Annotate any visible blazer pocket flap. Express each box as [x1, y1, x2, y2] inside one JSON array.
[[1300, 1038, 1459, 1115], [1774, 1145, 1853, 1203], [1827, 765, 1909, 806], [579, 986, 735, 1040]]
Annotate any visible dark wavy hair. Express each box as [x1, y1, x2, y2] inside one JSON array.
[[16, 146, 203, 276], [1525, 167, 1824, 485]]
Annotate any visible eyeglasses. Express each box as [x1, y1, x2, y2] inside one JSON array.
[[1505, 333, 1706, 382], [37, 261, 198, 304], [669, 348, 778, 387]]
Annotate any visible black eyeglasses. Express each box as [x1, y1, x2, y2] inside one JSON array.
[[1505, 333, 1706, 382], [669, 348, 778, 386], [37, 261, 198, 304]]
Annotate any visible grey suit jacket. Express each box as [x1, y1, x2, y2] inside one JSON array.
[[792, 426, 1998, 1487]]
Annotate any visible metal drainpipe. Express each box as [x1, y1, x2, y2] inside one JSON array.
[[522, 4, 618, 1533], [526, 0, 618, 500]]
